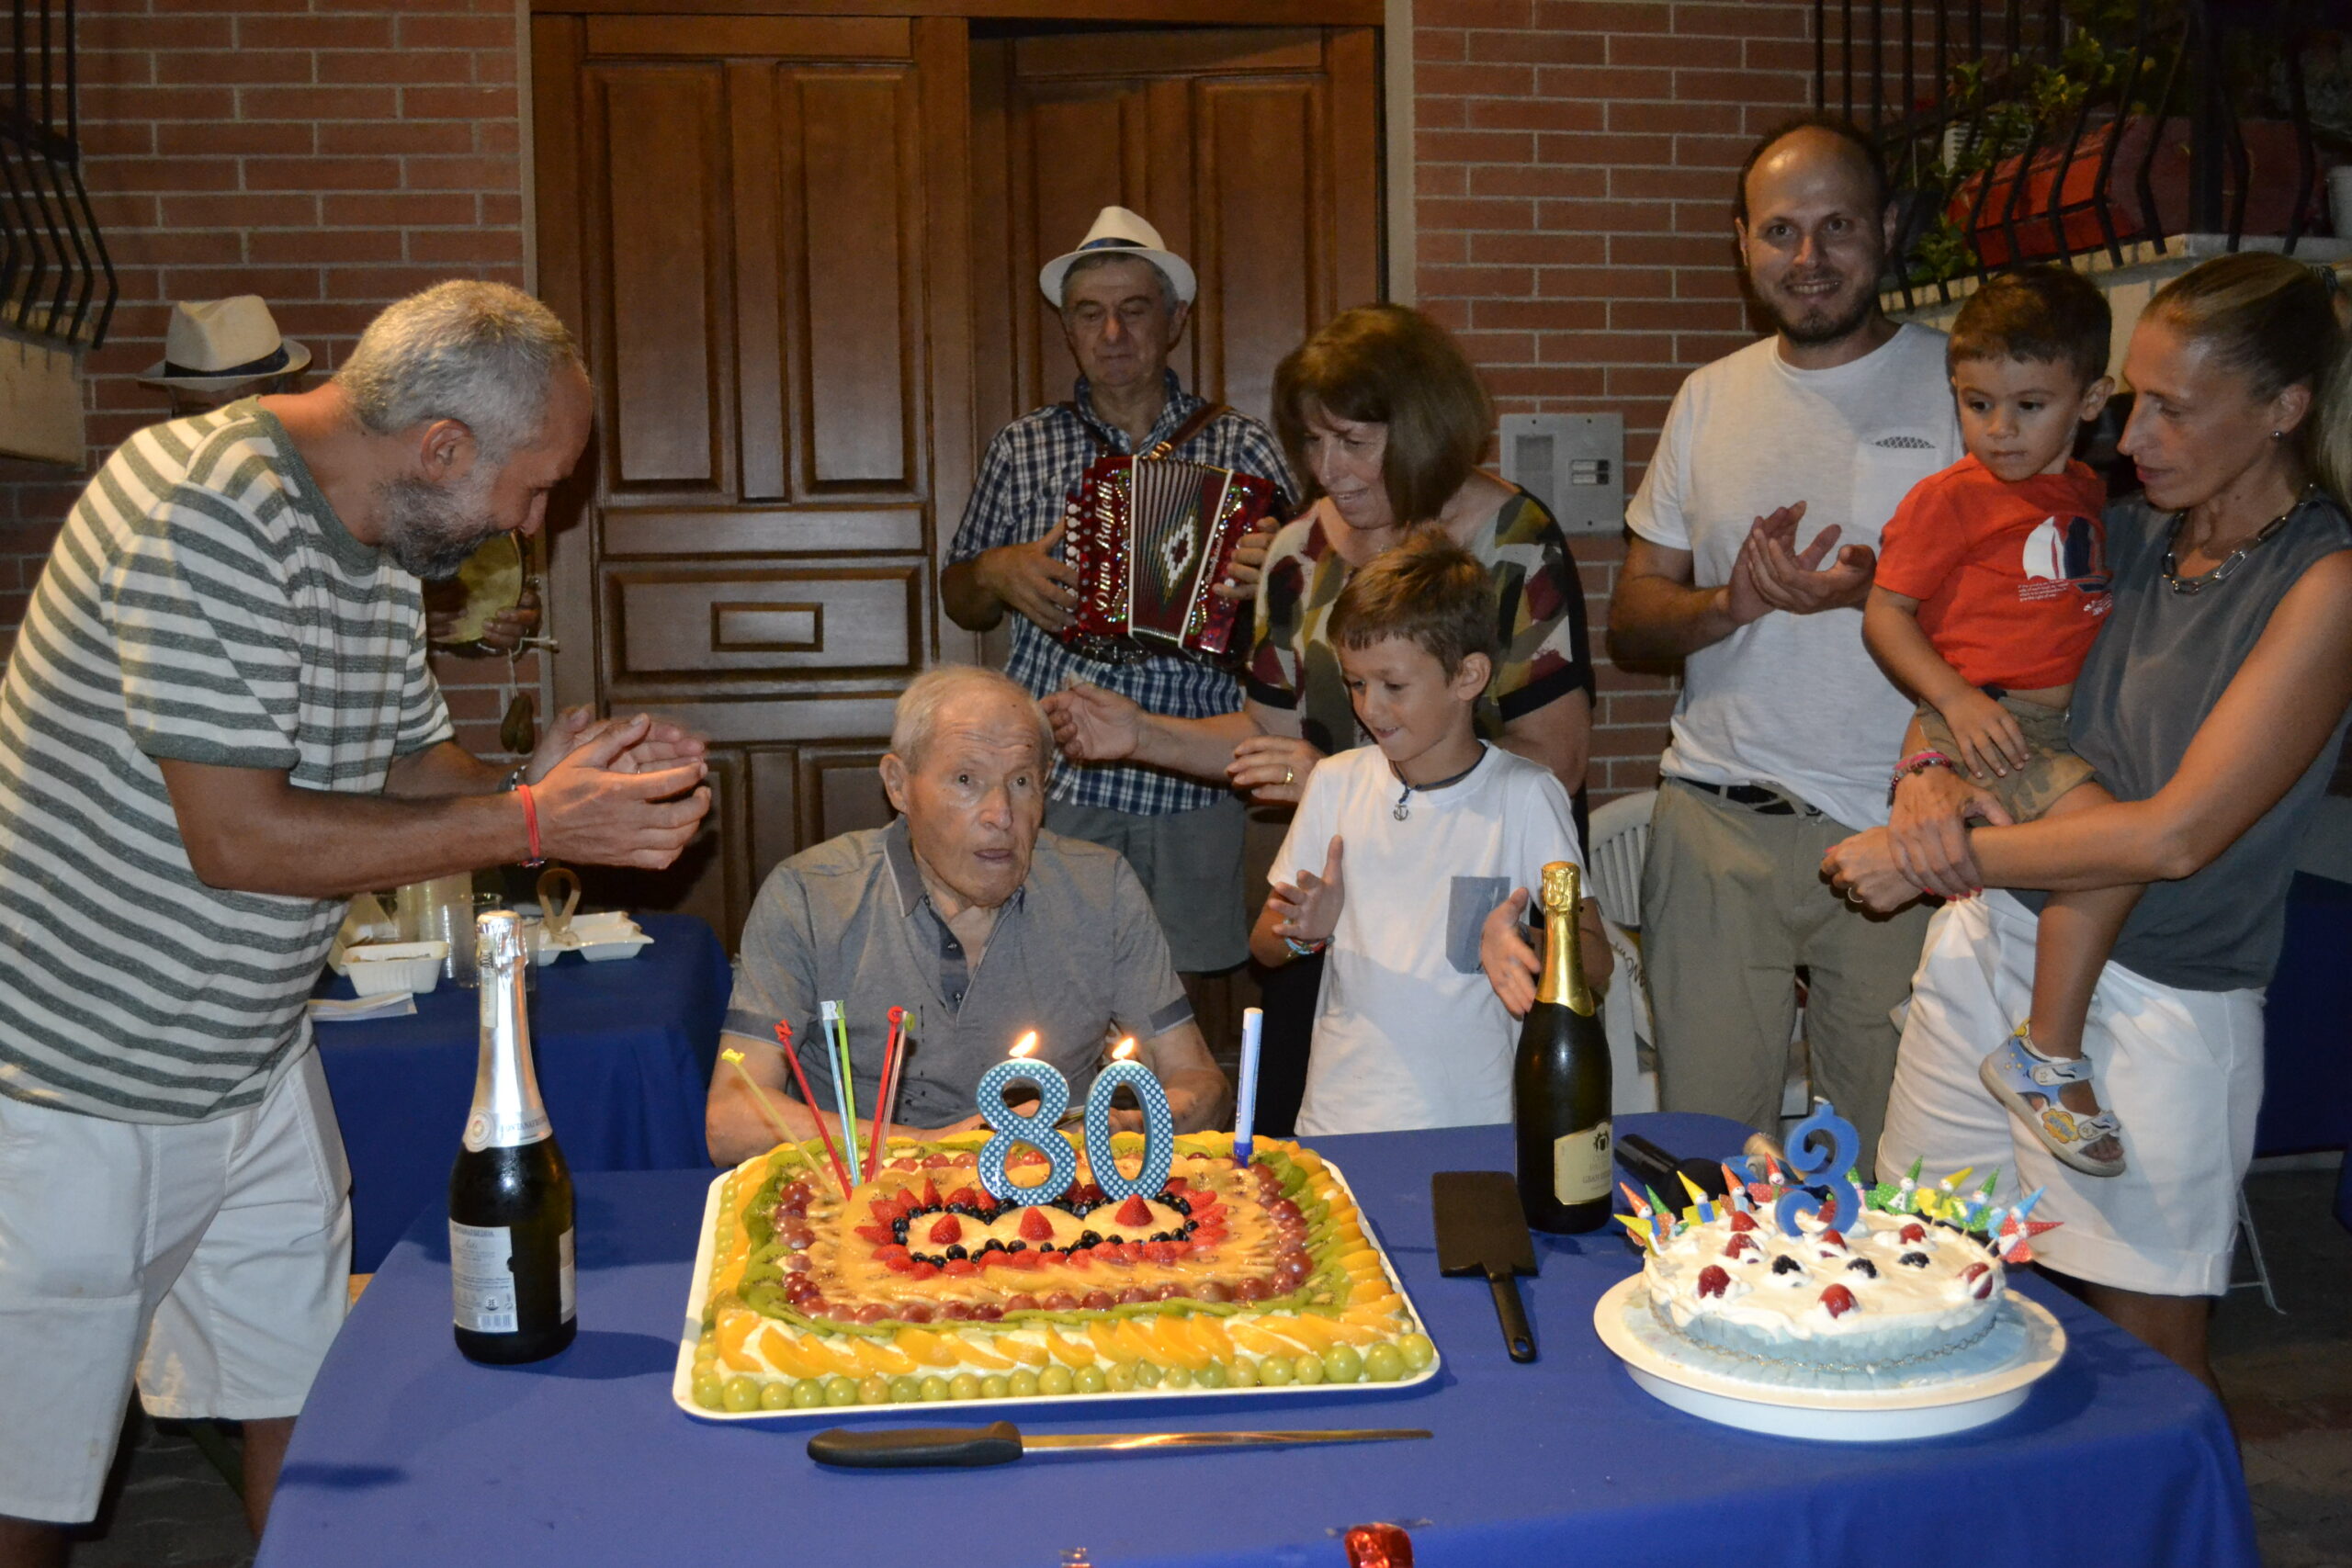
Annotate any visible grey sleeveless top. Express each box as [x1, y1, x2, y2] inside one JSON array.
[[2017, 491, 2352, 990]]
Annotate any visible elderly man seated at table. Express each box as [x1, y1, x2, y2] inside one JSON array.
[[707, 666, 1229, 1165]]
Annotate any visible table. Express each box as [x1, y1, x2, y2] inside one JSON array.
[[257, 1115, 2257, 1568], [314, 912, 732, 1271]]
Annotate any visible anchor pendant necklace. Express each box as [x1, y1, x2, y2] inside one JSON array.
[[1391, 743, 1488, 821]]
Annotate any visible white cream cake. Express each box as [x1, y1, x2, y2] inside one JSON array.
[[1642, 1205, 2005, 1371]]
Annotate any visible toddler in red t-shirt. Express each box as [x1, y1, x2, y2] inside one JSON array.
[[1865, 266, 2135, 1178]]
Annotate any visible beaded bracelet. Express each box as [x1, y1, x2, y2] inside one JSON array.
[[1887, 750, 1958, 803]]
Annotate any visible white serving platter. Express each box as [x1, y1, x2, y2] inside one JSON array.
[[1592, 1273, 2065, 1442], [673, 1156, 1441, 1423]]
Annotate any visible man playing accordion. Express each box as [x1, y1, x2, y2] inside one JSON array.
[[943, 205, 1295, 1022]]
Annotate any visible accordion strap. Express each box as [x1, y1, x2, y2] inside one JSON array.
[[1064, 400, 1230, 461]]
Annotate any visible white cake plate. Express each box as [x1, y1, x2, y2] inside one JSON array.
[[1592, 1274, 2065, 1442]]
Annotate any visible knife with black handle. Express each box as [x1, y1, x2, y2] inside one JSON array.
[[808, 1422, 1431, 1468]]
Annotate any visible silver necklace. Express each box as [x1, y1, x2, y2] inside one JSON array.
[[1390, 744, 1487, 821], [2162, 486, 2313, 594]]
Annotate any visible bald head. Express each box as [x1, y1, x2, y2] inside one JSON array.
[[1735, 117, 1886, 228]]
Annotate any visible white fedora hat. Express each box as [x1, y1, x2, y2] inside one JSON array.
[[139, 296, 311, 390], [1038, 206, 1197, 308]]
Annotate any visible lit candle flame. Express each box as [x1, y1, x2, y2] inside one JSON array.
[[1112, 1036, 1137, 1062], [1011, 1031, 1039, 1059]]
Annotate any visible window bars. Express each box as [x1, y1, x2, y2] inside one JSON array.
[[1815, 1, 2334, 311], [2, 0, 117, 348]]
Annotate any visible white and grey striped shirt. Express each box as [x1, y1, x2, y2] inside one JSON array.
[[0, 401, 451, 1122]]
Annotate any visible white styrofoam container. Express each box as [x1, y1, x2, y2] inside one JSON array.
[[345, 941, 448, 996]]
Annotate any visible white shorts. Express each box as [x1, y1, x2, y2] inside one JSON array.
[[0, 1049, 352, 1525], [1880, 892, 2263, 1298]]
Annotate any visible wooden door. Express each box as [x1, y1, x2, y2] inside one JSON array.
[[534, 14, 973, 946], [968, 26, 1383, 445]]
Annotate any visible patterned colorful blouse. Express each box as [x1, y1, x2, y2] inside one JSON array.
[[1244, 489, 1596, 755]]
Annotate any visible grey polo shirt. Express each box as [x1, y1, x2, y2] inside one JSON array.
[[722, 817, 1195, 1131]]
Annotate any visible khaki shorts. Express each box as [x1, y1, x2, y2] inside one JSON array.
[[1914, 694, 2096, 822], [0, 1049, 352, 1524]]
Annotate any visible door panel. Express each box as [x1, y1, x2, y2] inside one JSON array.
[[794, 73, 919, 491], [600, 66, 729, 491], [607, 566, 922, 680], [797, 744, 896, 848], [1199, 81, 1318, 423]]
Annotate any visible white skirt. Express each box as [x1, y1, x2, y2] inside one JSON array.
[[1879, 892, 2264, 1297]]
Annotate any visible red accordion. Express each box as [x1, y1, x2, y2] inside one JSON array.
[[1057, 454, 1280, 664]]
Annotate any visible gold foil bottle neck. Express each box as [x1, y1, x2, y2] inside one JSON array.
[[1539, 861, 1581, 918], [1534, 862, 1596, 1016]]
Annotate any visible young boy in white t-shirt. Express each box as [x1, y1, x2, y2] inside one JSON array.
[[1250, 535, 1600, 1134]]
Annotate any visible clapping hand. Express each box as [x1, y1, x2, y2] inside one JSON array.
[[1741, 501, 1876, 615], [531, 717, 711, 869], [1041, 680, 1143, 762], [1267, 836, 1345, 946], [1227, 734, 1322, 805], [1481, 891, 1615, 1017], [526, 706, 707, 786], [1481, 888, 1542, 1017]]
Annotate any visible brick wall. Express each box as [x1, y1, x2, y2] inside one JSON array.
[[1413, 0, 1816, 801], [0, 0, 1815, 780], [0, 0, 534, 755]]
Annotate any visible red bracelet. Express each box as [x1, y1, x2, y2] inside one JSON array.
[[517, 783, 545, 867], [1887, 750, 1958, 803]]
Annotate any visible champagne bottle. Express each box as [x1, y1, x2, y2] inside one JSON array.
[[1512, 862, 1612, 1234], [449, 909, 577, 1363]]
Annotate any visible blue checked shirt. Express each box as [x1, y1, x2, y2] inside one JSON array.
[[949, 372, 1297, 817]]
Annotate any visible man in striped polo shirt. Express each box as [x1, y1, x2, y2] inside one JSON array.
[[0, 281, 710, 1561]]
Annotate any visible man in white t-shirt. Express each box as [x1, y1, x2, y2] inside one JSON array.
[[1610, 117, 1961, 1176]]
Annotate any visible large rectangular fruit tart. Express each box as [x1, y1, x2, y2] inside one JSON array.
[[686, 1130, 1437, 1415]]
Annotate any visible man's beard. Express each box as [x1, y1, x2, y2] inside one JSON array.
[[377, 470, 499, 581], [1758, 276, 1880, 348]]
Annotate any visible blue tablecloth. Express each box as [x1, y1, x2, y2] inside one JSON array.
[[258, 1115, 2256, 1568], [314, 912, 732, 1271], [2259, 872, 2352, 1157]]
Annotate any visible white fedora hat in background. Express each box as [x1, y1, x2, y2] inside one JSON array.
[[139, 296, 311, 390], [1037, 206, 1197, 308]]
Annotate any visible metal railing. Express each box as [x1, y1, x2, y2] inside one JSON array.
[[1816, 1, 2337, 310], [1, 0, 117, 347]]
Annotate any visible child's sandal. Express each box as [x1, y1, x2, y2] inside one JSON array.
[[1978, 1024, 2126, 1178]]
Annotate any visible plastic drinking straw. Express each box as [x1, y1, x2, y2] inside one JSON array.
[[773, 1021, 852, 1197], [872, 1005, 908, 1169], [820, 1001, 862, 1184], [719, 1048, 801, 1150], [1233, 1007, 1263, 1168]]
